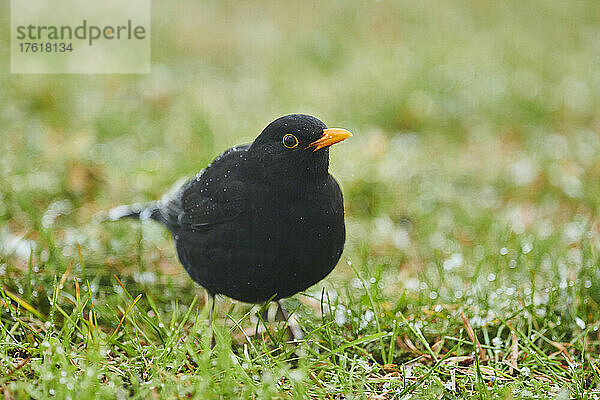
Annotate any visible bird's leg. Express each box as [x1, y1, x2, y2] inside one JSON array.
[[277, 300, 305, 341], [209, 294, 215, 325], [206, 293, 216, 349]]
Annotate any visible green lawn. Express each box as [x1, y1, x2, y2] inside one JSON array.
[[1, 0, 599, 398]]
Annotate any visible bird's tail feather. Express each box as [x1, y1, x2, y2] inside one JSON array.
[[98, 202, 159, 222]]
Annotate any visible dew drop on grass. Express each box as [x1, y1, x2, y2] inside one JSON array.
[[350, 278, 363, 289], [487, 273, 496, 282], [443, 253, 463, 270], [575, 317, 586, 329], [536, 308, 546, 317], [289, 370, 304, 383], [559, 280, 568, 289], [584, 280, 592, 288], [500, 247, 508, 255], [335, 305, 347, 325]]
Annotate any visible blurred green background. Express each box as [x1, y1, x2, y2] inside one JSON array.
[[1, 0, 598, 284], [0, 0, 599, 397]]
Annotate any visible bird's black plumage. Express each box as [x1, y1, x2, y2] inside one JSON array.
[[110, 114, 351, 303]]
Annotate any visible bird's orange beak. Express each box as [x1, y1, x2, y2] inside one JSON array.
[[307, 128, 353, 152]]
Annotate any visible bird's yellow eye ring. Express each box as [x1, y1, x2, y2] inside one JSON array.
[[283, 134, 299, 149]]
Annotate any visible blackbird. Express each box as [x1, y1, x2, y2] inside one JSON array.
[[109, 114, 351, 306]]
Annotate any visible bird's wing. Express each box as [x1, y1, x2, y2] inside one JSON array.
[[154, 144, 249, 231]]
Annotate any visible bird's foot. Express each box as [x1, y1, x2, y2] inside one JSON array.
[[277, 300, 305, 341]]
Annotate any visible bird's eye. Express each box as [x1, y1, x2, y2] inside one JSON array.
[[282, 134, 299, 149]]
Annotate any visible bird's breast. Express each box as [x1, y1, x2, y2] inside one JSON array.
[[241, 180, 344, 251]]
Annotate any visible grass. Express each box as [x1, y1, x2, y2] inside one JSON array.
[[0, 0, 599, 398]]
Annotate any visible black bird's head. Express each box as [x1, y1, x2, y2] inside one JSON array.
[[249, 114, 352, 180]]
